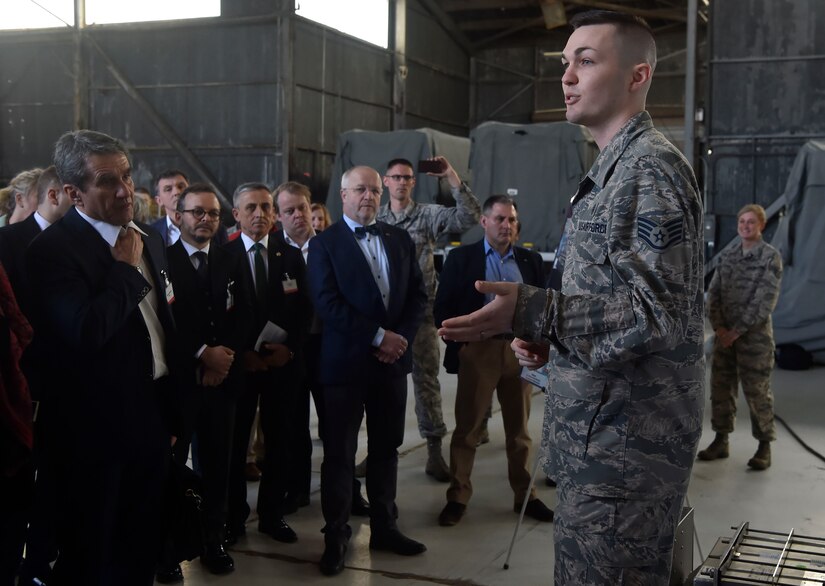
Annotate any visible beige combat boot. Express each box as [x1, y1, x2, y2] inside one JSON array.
[[747, 441, 771, 470], [697, 432, 730, 460], [425, 437, 450, 482]]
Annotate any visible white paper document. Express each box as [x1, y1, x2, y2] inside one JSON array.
[[254, 321, 288, 351]]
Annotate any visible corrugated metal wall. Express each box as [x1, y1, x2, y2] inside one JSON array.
[[705, 0, 825, 252], [0, 0, 470, 207]]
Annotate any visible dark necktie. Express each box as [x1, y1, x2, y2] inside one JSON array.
[[193, 250, 209, 285], [252, 242, 268, 307], [354, 224, 380, 239]]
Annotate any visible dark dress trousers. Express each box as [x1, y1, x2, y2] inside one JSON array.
[[307, 219, 426, 540], [25, 207, 180, 586], [223, 236, 311, 531], [165, 240, 253, 543]]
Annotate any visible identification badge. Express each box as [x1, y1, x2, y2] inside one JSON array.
[[282, 273, 298, 294], [226, 280, 235, 311], [162, 269, 175, 304]]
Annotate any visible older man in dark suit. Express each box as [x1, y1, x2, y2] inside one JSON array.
[[223, 183, 311, 546], [25, 130, 180, 585], [307, 166, 427, 576]]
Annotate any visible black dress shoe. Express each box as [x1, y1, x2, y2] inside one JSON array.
[[438, 501, 466, 527], [224, 522, 246, 546], [369, 528, 426, 556], [351, 492, 371, 517], [319, 537, 348, 576], [156, 563, 183, 584], [259, 517, 298, 543], [516, 498, 555, 522], [201, 543, 235, 575]]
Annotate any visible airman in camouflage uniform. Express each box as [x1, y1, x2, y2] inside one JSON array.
[[698, 204, 782, 470], [377, 156, 481, 481], [438, 11, 705, 584]]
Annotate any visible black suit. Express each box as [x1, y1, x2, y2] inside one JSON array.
[[166, 240, 253, 544], [434, 241, 544, 374], [223, 234, 311, 531], [307, 219, 426, 540], [25, 207, 180, 586], [0, 214, 57, 583], [270, 230, 315, 501], [0, 214, 42, 321]]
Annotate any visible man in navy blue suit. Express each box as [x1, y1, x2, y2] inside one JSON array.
[[307, 166, 427, 576]]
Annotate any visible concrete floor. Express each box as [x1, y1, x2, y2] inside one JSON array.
[[171, 356, 825, 585]]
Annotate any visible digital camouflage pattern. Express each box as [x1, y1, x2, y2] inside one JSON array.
[[707, 239, 782, 441], [513, 112, 704, 575], [411, 307, 448, 438], [378, 184, 482, 300], [379, 185, 481, 439]]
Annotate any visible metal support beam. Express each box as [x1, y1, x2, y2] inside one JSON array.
[[683, 0, 697, 167], [278, 12, 294, 185], [391, 0, 407, 130], [473, 17, 544, 51], [86, 35, 231, 209], [417, 0, 473, 55], [566, 0, 687, 23], [73, 0, 88, 129]]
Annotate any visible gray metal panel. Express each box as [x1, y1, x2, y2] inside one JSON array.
[[705, 0, 825, 253], [0, 37, 76, 180]]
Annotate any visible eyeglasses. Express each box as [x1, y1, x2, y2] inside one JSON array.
[[182, 208, 221, 220], [387, 174, 414, 182], [345, 187, 383, 197]]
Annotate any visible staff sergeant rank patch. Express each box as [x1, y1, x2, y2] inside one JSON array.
[[638, 216, 683, 252]]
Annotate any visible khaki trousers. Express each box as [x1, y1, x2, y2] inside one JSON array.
[[447, 338, 535, 506]]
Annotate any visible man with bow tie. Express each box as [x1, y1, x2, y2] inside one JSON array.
[[307, 166, 427, 576]]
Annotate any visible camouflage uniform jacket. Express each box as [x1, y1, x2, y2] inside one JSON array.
[[707, 239, 782, 335], [377, 184, 481, 300], [513, 111, 705, 499]]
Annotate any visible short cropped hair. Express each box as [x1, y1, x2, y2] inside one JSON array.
[[570, 9, 657, 69], [737, 203, 767, 225], [232, 182, 271, 207], [386, 158, 414, 172], [153, 169, 188, 195], [482, 195, 516, 215], [177, 182, 217, 213], [273, 181, 311, 212], [35, 166, 61, 205], [53, 130, 129, 190]]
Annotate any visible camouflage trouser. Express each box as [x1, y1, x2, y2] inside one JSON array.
[[710, 326, 776, 441], [554, 483, 684, 586], [412, 306, 446, 439]]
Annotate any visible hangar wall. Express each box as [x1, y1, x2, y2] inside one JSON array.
[[0, 0, 470, 206]]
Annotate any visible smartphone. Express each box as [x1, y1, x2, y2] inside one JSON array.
[[417, 159, 445, 174]]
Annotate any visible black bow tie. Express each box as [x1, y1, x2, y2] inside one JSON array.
[[354, 224, 380, 239]]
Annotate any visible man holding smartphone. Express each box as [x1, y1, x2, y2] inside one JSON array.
[[376, 156, 481, 482]]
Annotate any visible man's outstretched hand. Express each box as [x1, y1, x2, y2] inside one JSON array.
[[437, 281, 519, 342]]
